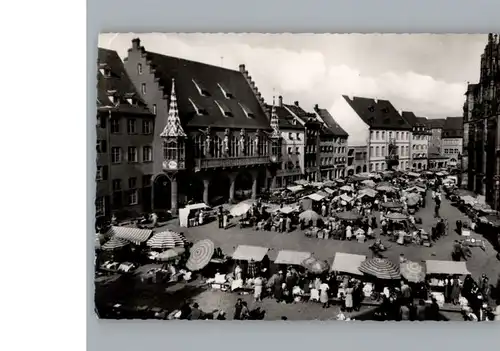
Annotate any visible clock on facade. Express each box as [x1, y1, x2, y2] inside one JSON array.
[[163, 160, 178, 170]]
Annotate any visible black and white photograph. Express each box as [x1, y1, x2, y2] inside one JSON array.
[[94, 33, 500, 322]]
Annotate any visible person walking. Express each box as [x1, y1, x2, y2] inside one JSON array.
[[320, 280, 330, 308]]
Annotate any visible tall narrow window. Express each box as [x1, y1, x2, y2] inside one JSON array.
[[110, 119, 120, 133], [128, 147, 138, 162], [141, 83, 146, 95], [137, 63, 143, 75], [152, 104, 157, 115], [142, 146, 152, 162], [111, 147, 121, 163], [127, 119, 137, 134]]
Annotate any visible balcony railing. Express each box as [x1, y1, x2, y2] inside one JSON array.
[[196, 155, 271, 169]]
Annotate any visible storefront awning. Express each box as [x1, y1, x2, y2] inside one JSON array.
[[331, 252, 366, 275], [106, 226, 153, 244], [231, 245, 269, 261], [303, 193, 325, 201], [324, 187, 335, 194], [425, 260, 471, 276], [287, 185, 304, 193], [274, 250, 312, 266]]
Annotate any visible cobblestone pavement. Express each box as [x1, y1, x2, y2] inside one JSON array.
[[98, 191, 499, 320]]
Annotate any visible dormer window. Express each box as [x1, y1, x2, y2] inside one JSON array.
[[368, 105, 375, 112], [239, 103, 254, 118], [188, 98, 207, 115], [292, 119, 297, 125], [214, 100, 233, 117], [192, 79, 210, 97], [126, 98, 135, 105], [99, 68, 111, 77], [218, 83, 233, 99], [382, 108, 389, 113]]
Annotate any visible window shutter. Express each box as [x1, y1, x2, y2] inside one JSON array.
[[102, 166, 108, 180]]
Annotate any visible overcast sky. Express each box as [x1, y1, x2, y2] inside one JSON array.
[[99, 33, 486, 143]]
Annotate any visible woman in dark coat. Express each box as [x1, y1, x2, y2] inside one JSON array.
[[450, 278, 461, 305], [274, 272, 284, 302]]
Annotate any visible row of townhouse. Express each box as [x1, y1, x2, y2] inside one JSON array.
[[96, 37, 463, 220], [95, 38, 354, 219]]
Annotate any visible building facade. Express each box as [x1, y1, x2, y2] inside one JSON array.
[[314, 104, 349, 179], [96, 48, 156, 220], [267, 98, 305, 188], [465, 33, 500, 208], [342, 96, 412, 172], [425, 118, 449, 169], [401, 112, 430, 170], [283, 102, 321, 182], [347, 146, 368, 175], [123, 38, 281, 212], [442, 117, 463, 168]]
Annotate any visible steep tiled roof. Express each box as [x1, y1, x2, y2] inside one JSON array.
[[97, 48, 151, 115], [415, 117, 428, 124], [264, 104, 303, 130], [401, 111, 418, 126], [285, 104, 309, 122], [426, 118, 446, 129], [314, 107, 349, 137], [342, 95, 411, 130], [144, 51, 271, 130], [443, 117, 464, 138]]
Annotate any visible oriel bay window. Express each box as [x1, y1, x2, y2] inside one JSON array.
[[163, 139, 185, 162]]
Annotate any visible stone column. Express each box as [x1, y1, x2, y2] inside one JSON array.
[[251, 172, 258, 200], [229, 174, 236, 203], [203, 178, 210, 204], [271, 176, 277, 189], [170, 174, 178, 215]]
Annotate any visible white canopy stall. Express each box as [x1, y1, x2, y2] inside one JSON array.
[[231, 245, 269, 262], [274, 250, 312, 266]]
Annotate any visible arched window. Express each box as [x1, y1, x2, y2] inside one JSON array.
[[194, 134, 204, 158], [213, 136, 223, 158], [230, 135, 239, 157], [163, 140, 177, 161]]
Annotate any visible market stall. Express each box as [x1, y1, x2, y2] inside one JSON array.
[[105, 226, 153, 245], [424, 260, 471, 307], [231, 245, 269, 262], [274, 250, 312, 266], [331, 252, 366, 276]]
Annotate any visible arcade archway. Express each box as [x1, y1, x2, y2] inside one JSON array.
[[208, 173, 230, 206], [363, 165, 367, 172], [234, 170, 253, 201], [182, 175, 205, 204]]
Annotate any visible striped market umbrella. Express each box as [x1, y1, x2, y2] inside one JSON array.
[[299, 210, 321, 222], [186, 239, 215, 271], [376, 185, 396, 192], [359, 258, 401, 280], [302, 257, 330, 274], [147, 231, 187, 249], [400, 261, 426, 283], [101, 237, 129, 251]]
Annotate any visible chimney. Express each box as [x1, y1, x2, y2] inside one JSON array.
[[249, 81, 256, 90], [239, 64, 246, 73], [256, 92, 262, 100], [132, 38, 141, 50], [294, 101, 299, 107], [314, 104, 319, 111], [278, 95, 283, 107]]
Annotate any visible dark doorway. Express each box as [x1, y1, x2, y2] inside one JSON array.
[[153, 174, 171, 210], [183, 175, 204, 204], [208, 173, 230, 206], [235, 171, 253, 200], [142, 187, 152, 213]]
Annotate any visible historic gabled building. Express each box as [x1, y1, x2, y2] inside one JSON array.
[[96, 48, 155, 220], [425, 118, 449, 169], [314, 104, 349, 179], [342, 96, 412, 172], [265, 97, 305, 188], [464, 33, 500, 208], [442, 117, 463, 168], [123, 38, 281, 212], [401, 112, 430, 170], [282, 101, 322, 182]]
